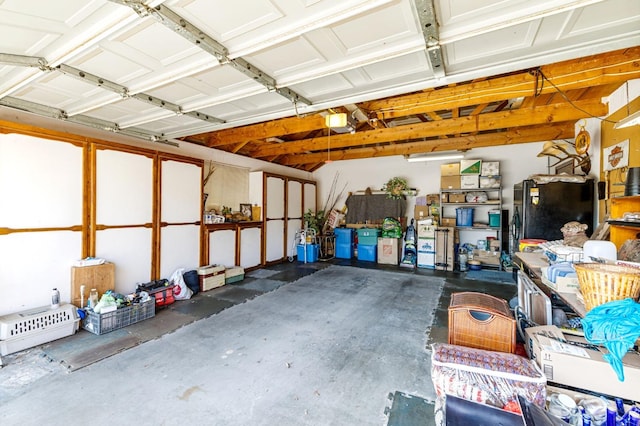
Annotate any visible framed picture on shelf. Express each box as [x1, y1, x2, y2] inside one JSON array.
[[240, 203, 252, 220]]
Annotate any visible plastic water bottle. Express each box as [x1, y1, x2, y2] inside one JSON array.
[[51, 288, 60, 309]]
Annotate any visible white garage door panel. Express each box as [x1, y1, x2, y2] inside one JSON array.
[[266, 176, 285, 218], [287, 218, 302, 257]]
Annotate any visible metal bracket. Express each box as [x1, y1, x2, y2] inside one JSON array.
[[414, 0, 446, 79]]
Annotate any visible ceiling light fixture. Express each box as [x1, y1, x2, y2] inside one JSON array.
[[406, 152, 465, 163], [325, 113, 347, 128], [614, 81, 640, 129], [324, 112, 347, 164]]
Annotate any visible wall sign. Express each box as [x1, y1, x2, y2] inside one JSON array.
[[603, 140, 629, 171]]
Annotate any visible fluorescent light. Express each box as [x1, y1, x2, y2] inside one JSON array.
[[614, 110, 640, 129], [407, 153, 464, 163]]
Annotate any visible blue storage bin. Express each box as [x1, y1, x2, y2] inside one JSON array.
[[334, 227, 354, 245], [297, 244, 319, 262], [455, 208, 474, 227], [357, 244, 377, 262], [336, 242, 354, 259]]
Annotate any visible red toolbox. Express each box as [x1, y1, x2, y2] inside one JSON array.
[[136, 279, 175, 307]]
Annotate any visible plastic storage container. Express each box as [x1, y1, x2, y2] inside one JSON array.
[[357, 243, 377, 262], [335, 242, 354, 259], [297, 244, 319, 262], [356, 228, 381, 245], [334, 228, 354, 245], [488, 210, 500, 227], [455, 208, 474, 227]]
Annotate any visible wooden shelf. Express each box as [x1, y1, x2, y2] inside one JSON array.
[[609, 195, 640, 249]]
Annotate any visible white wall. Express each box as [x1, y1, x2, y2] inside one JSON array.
[[313, 139, 601, 224]]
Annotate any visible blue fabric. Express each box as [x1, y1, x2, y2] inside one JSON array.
[[581, 298, 640, 381]]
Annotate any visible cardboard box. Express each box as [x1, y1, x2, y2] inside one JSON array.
[[525, 325, 640, 402], [441, 163, 460, 176], [414, 205, 430, 221], [426, 193, 440, 205], [440, 217, 456, 227], [377, 237, 401, 265], [448, 193, 466, 203], [481, 161, 500, 176], [540, 267, 580, 293], [472, 249, 501, 266], [435, 227, 456, 271], [441, 175, 461, 189], [440, 193, 448, 203], [417, 250, 435, 268], [480, 175, 501, 188], [460, 175, 479, 189], [460, 159, 482, 174], [417, 221, 436, 238]]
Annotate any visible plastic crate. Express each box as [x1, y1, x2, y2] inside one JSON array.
[[82, 299, 155, 335], [0, 304, 79, 356], [448, 292, 516, 353]]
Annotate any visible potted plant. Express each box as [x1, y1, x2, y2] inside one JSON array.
[[303, 209, 326, 234], [382, 177, 409, 199]]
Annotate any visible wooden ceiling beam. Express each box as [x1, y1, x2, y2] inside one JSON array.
[[278, 123, 575, 165], [362, 46, 640, 119], [198, 113, 328, 147], [253, 99, 606, 157]]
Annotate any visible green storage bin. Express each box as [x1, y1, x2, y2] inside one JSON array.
[[357, 228, 381, 245]]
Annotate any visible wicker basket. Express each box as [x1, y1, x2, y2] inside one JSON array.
[[574, 263, 640, 311], [448, 292, 516, 353]]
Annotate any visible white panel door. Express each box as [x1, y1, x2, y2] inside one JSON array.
[[160, 159, 202, 277], [265, 219, 285, 262], [287, 180, 303, 257], [303, 182, 317, 213], [95, 148, 153, 283], [240, 227, 261, 269], [0, 134, 83, 315], [287, 218, 302, 257], [265, 176, 285, 262], [209, 229, 237, 267]]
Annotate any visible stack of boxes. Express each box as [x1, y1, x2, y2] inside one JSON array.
[[440, 160, 501, 193], [356, 228, 381, 262], [334, 227, 355, 259], [416, 220, 436, 269]]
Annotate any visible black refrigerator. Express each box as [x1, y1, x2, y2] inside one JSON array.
[[513, 179, 595, 241]]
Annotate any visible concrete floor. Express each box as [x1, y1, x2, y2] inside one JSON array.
[[0, 258, 517, 425]]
